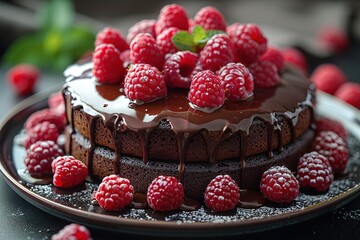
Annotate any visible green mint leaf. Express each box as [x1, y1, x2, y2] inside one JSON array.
[[192, 25, 207, 44], [37, 0, 74, 30], [172, 31, 196, 52]]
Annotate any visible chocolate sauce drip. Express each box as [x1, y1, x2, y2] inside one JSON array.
[[238, 189, 267, 208]]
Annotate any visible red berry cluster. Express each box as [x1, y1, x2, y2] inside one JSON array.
[[92, 4, 287, 111]]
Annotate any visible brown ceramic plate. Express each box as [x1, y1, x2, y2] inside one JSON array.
[[1, 89, 360, 237]]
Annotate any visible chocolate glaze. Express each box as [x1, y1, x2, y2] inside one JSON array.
[[62, 61, 315, 195]]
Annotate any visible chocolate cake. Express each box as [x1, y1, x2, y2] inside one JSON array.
[[62, 62, 315, 200]]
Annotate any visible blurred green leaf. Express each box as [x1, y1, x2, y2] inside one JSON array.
[[37, 0, 74, 30], [61, 26, 95, 59], [192, 25, 207, 44], [172, 31, 196, 52]]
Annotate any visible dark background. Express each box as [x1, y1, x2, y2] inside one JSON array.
[[0, 0, 360, 239]]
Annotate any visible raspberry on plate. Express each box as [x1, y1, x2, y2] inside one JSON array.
[[48, 92, 65, 117], [52, 156, 88, 188], [310, 64, 347, 95], [25, 141, 63, 176], [335, 82, 360, 109], [199, 34, 234, 72], [95, 175, 134, 211], [188, 70, 225, 110], [297, 151, 334, 192], [260, 166, 299, 204], [147, 175, 184, 211], [228, 23, 267, 66], [249, 60, 281, 88], [218, 62, 254, 100], [312, 131, 349, 174], [127, 19, 157, 44], [24, 121, 59, 149], [163, 51, 198, 88], [130, 33, 164, 70], [156, 27, 180, 56], [317, 26, 349, 53], [155, 4, 189, 36], [316, 117, 348, 141], [51, 223, 91, 240], [194, 6, 227, 31], [124, 63, 167, 103], [92, 44, 124, 84], [281, 47, 308, 75], [204, 175, 240, 212], [24, 108, 66, 132], [260, 47, 285, 71], [6, 64, 40, 96], [95, 27, 129, 53]]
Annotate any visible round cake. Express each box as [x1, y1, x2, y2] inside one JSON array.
[[62, 61, 315, 200]]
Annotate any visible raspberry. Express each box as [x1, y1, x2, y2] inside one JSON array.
[[92, 44, 124, 84], [48, 92, 65, 117], [204, 175, 240, 212], [120, 49, 131, 68], [24, 121, 59, 149], [163, 51, 198, 88], [52, 156, 88, 188], [218, 62, 254, 100], [260, 47, 285, 71], [25, 108, 66, 132], [95, 27, 129, 52], [260, 166, 299, 204], [199, 34, 235, 72], [130, 33, 164, 70], [249, 60, 281, 88], [310, 64, 347, 95], [194, 6, 227, 31], [188, 70, 225, 109], [147, 175, 184, 211], [156, 27, 180, 56], [95, 175, 134, 211], [312, 131, 349, 173], [155, 4, 189, 36], [316, 117, 348, 141], [335, 82, 360, 109], [226, 23, 240, 36], [296, 152, 334, 192], [124, 63, 167, 103], [24, 141, 63, 176], [317, 26, 349, 53], [127, 19, 157, 43], [228, 24, 267, 66], [51, 223, 91, 240], [281, 47, 308, 75], [6, 64, 39, 96]]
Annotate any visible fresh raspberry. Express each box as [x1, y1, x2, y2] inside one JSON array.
[[312, 131, 349, 173], [25, 108, 66, 132], [249, 60, 281, 88], [310, 64, 347, 95], [95, 175, 134, 211], [6, 64, 39, 96], [124, 63, 167, 103], [163, 51, 198, 88], [130, 33, 164, 70], [48, 92, 65, 118], [226, 22, 240, 36], [281, 47, 308, 75], [199, 34, 235, 72], [156, 27, 180, 56], [204, 175, 240, 212], [194, 6, 227, 31], [24, 121, 59, 149], [260, 47, 285, 71], [127, 19, 157, 43], [316, 117, 348, 141], [260, 166, 299, 204], [120, 50, 131, 68], [335, 82, 360, 109], [95, 27, 129, 52], [188, 70, 225, 110], [228, 24, 267, 66], [52, 155, 88, 188], [92, 44, 124, 84], [24, 141, 63, 176], [155, 4, 189, 36], [218, 62, 254, 100], [317, 26, 349, 53], [296, 152, 334, 192], [51, 223, 91, 240], [147, 175, 184, 211]]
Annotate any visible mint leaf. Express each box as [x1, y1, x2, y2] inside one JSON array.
[[37, 0, 74, 30], [192, 25, 207, 44], [172, 31, 196, 52]]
